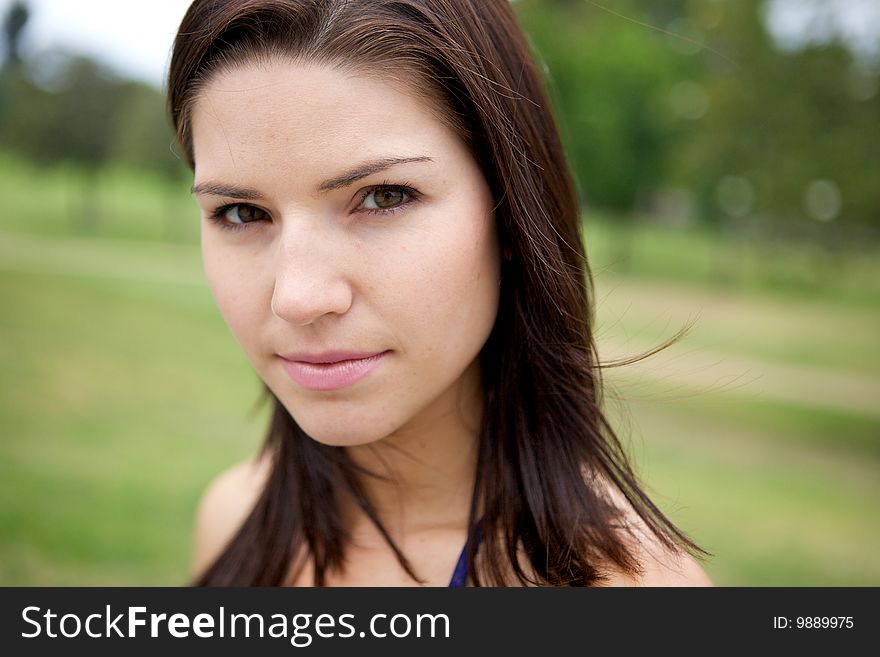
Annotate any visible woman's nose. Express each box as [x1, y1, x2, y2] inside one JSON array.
[[270, 224, 353, 326]]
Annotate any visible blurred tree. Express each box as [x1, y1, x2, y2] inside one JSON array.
[[2, 53, 138, 229], [2, 0, 29, 70], [0, 0, 876, 246], [1, 49, 188, 232], [674, 0, 880, 245], [110, 81, 186, 181], [518, 0, 695, 212], [515, 0, 880, 246], [516, 0, 704, 267], [33, 56, 128, 229], [110, 80, 190, 237]]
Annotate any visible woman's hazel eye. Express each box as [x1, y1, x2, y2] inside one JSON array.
[[364, 186, 406, 210], [224, 205, 268, 223]]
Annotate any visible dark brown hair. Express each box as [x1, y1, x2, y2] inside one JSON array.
[[168, 0, 705, 586]]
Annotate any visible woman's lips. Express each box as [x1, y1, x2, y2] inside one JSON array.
[[278, 351, 390, 391]]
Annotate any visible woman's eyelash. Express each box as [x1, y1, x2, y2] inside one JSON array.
[[356, 182, 421, 216], [207, 182, 421, 232], [208, 204, 269, 232]]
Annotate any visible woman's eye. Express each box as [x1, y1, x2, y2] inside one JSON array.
[[220, 204, 269, 224], [360, 186, 410, 211]]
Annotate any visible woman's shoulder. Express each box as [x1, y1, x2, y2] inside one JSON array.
[[596, 541, 713, 587], [192, 451, 274, 577], [591, 473, 714, 587]]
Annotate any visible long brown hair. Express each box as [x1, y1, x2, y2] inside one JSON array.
[[168, 0, 705, 586]]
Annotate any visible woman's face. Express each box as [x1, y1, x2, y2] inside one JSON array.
[[190, 59, 501, 447]]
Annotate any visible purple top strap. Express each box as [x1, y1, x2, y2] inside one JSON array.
[[447, 523, 482, 588]]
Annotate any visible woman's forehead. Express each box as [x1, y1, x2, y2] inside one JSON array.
[[191, 60, 460, 172], [189, 59, 480, 199]]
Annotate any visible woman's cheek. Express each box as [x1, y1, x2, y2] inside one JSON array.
[[393, 213, 497, 352], [203, 246, 267, 348]]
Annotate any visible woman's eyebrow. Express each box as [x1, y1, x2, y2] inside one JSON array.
[[190, 182, 262, 199], [317, 156, 433, 192], [191, 156, 433, 199]]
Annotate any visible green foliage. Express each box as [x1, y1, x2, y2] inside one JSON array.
[[673, 1, 880, 236], [110, 82, 186, 180], [515, 0, 880, 238], [518, 0, 697, 211], [0, 52, 186, 179], [1, 0, 878, 241], [2, 0, 29, 68]]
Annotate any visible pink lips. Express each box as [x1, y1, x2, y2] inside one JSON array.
[[278, 350, 389, 391]]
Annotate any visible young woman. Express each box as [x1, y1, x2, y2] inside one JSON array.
[[167, 0, 712, 587]]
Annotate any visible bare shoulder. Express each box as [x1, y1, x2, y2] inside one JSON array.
[[601, 540, 714, 587], [590, 473, 713, 587], [192, 451, 274, 578]]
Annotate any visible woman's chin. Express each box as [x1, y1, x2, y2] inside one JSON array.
[[303, 428, 387, 448], [281, 402, 398, 448]]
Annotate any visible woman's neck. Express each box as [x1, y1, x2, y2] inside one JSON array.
[[342, 360, 483, 543]]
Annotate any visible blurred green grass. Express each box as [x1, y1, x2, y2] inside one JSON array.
[[0, 252, 266, 585], [1, 155, 878, 585]]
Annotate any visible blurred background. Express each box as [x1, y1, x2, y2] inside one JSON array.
[[0, 0, 877, 586]]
